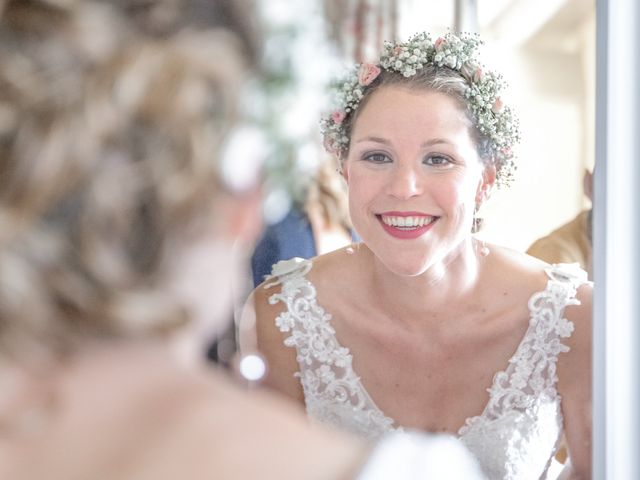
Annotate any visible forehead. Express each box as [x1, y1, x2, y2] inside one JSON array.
[[352, 86, 472, 141]]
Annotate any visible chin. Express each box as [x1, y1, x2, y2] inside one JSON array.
[[378, 254, 431, 277]]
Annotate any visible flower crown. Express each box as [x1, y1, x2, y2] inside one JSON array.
[[320, 32, 520, 186]]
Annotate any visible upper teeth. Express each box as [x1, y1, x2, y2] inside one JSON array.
[[381, 215, 433, 227]]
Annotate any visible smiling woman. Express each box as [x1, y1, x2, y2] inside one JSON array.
[[345, 87, 490, 275], [249, 32, 593, 480]]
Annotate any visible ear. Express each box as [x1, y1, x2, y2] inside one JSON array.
[[476, 164, 497, 204], [340, 160, 349, 184]]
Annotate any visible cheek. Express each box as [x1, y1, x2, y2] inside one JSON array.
[[347, 185, 369, 230], [432, 174, 478, 213], [346, 168, 379, 206]]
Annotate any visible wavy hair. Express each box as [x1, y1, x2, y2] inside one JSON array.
[[0, 0, 250, 360]]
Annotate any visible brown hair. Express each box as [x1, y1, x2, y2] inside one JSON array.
[[340, 66, 494, 165]]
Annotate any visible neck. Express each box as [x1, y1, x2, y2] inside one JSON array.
[[367, 238, 485, 322]]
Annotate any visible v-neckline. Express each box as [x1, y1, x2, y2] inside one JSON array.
[[314, 283, 543, 438]]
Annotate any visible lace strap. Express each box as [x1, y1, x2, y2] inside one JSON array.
[[265, 258, 352, 369], [528, 263, 590, 354], [478, 263, 590, 422], [266, 258, 397, 436]]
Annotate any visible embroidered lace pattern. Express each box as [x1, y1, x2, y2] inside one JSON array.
[[265, 258, 395, 439], [265, 258, 589, 478]]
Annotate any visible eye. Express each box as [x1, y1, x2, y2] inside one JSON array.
[[424, 154, 452, 167], [363, 152, 392, 164]]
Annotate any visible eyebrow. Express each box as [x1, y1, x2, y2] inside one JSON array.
[[354, 136, 453, 147], [421, 138, 453, 147], [354, 136, 392, 145]]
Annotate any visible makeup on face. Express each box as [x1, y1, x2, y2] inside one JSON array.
[[377, 211, 438, 239]]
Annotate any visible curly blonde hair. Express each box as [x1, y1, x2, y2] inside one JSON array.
[[0, 0, 250, 359]]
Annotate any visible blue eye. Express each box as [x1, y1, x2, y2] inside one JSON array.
[[424, 155, 452, 166], [363, 152, 392, 164]]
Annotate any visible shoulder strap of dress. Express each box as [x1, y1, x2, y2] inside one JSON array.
[[262, 257, 313, 289], [263, 257, 339, 368], [519, 262, 590, 394], [529, 263, 590, 318], [543, 262, 592, 290], [475, 263, 591, 422], [264, 257, 396, 436]]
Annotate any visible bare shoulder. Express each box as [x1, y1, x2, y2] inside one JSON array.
[[484, 243, 555, 293], [128, 367, 368, 480], [488, 242, 591, 305], [490, 243, 551, 270], [486, 243, 593, 361], [306, 243, 371, 289]]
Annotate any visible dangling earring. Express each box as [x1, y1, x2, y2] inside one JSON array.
[[479, 239, 490, 257], [473, 203, 489, 256], [471, 204, 484, 233]]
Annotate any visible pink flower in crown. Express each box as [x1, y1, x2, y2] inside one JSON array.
[[357, 63, 381, 86], [434, 37, 445, 52], [491, 97, 504, 114], [500, 146, 513, 157], [473, 67, 484, 83], [393, 46, 404, 56], [331, 110, 346, 125]]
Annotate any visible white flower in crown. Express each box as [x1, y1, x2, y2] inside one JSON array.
[[320, 31, 521, 187]]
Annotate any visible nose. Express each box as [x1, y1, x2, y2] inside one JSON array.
[[386, 163, 422, 199]]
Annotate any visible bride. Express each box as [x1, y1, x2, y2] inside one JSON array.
[[250, 32, 592, 479]]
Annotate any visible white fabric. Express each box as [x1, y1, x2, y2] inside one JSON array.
[[265, 259, 589, 480], [356, 431, 486, 480]]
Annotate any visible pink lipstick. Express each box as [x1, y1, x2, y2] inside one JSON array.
[[377, 212, 437, 240]]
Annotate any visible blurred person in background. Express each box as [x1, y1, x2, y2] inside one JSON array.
[[251, 158, 359, 287], [0, 1, 484, 479], [527, 169, 593, 279]]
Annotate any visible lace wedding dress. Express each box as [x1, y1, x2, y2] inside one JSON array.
[[264, 258, 589, 480]]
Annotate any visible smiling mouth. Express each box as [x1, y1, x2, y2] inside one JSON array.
[[378, 214, 437, 230]]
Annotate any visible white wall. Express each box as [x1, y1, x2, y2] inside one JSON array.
[[479, 41, 589, 250], [477, 4, 595, 251]]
